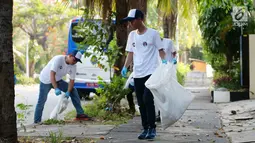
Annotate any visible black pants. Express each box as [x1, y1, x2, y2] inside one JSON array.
[[126, 84, 135, 111], [134, 75, 156, 129]]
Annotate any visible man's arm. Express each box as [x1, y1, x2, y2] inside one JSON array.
[[68, 79, 75, 92], [50, 71, 58, 89], [124, 52, 133, 68]]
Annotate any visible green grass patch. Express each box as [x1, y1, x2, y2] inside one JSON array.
[[65, 103, 132, 125], [43, 119, 65, 125], [16, 74, 40, 85]]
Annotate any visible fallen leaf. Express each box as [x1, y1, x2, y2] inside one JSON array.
[[214, 132, 223, 138], [100, 136, 105, 140]]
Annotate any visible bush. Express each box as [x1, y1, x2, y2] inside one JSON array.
[[177, 63, 190, 85], [96, 75, 131, 112], [16, 74, 39, 85], [213, 71, 241, 91], [65, 75, 133, 125]]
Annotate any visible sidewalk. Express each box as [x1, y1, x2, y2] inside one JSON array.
[[217, 99, 255, 143], [98, 88, 229, 143], [18, 88, 229, 143]]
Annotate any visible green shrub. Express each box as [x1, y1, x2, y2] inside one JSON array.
[[177, 63, 190, 85], [213, 71, 243, 91], [16, 74, 39, 85], [96, 75, 131, 112], [65, 75, 132, 125]]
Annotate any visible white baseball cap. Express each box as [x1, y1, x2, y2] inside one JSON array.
[[121, 9, 144, 22]]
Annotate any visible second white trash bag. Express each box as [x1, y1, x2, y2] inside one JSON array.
[[50, 94, 69, 119], [145, 63, 194, 129]]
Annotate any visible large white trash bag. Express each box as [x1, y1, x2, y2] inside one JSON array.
[[50, 94, 70, 119], [145, 63, 194, 129], [124, 72, 134, 89]]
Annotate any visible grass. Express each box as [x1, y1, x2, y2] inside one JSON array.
[[64, 103, 132, 125], [48, 130, 63, 143], [43, 119, 66, 125]]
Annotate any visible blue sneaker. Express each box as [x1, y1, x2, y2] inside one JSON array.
[[138, 129, 148, 140], [145, 128, 156, 140]]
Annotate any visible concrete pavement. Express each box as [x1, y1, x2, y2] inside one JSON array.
[[217, 99, 255, 143], [98, 88, 229, 143], [18, 87, 230, 143]]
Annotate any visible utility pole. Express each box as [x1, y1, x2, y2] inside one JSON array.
[[26, 41, 29, 77]]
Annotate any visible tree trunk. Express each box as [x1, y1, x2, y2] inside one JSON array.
[[0, 1, 18, 143], [115, 0, 128, 75], [163, 0, 177, 40], [114, 0, 148, 75], [128, 0, 147, 17], [29, 61, 35, 78]]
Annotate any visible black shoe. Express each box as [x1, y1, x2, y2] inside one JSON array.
[[138, 129, 148, 140]]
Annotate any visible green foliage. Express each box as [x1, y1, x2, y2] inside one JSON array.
[[16, 103, 33, 132], [176, 63, 190, 85], [190, 46, 203, 60], [16, 75, 39, 85], [212, 60, 242, 90], [65, 76, 132, 125], [213, 72, 241, 91], [96, 76, 131, 111], [43, 119, 65, 125], [48, 130, 63, 143], [198, 0, 254, 74], [73, 9, 120, 73], [13, 0, 77, 77]]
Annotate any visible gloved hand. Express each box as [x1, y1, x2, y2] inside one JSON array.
[[55, 88, 61, 96], [172, 58, 177, 64], [121, 67, 127, 77], [80, 50, 85, 54], [65, 91, 70, 98], [162, 59, 167, 64]]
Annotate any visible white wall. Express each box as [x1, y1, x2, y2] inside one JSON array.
[[249, 34, 255, 99]]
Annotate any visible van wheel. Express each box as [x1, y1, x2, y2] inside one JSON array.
[[77, 89, 89, 100]]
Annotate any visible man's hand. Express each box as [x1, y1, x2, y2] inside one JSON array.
[[162, 59, 167, 64], [172, 58, 177, 64], [80, 50, 85, 54], [121, 67, 127, 77], [55, 88, 61, 96], [65, 91, 70, 98]]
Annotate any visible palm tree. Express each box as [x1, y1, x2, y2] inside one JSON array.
[[157, 0, 197, 40], [0, 0, 18, 143]]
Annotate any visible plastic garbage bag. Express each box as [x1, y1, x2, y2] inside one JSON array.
[[145, 63, 194, 129], [50, 93, 69, 119], [124, 72, 134, 89]]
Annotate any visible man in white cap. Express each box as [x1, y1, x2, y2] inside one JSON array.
[[34, 50, 92, 124], [121, 9, 166, 140]]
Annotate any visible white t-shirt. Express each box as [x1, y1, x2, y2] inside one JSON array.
[[39, 55, 77, 84], [163, 38, 176, 62], [126, 28, 163, 78]]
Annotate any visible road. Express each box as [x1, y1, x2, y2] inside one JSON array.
[[15, 84, 87, 126]]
